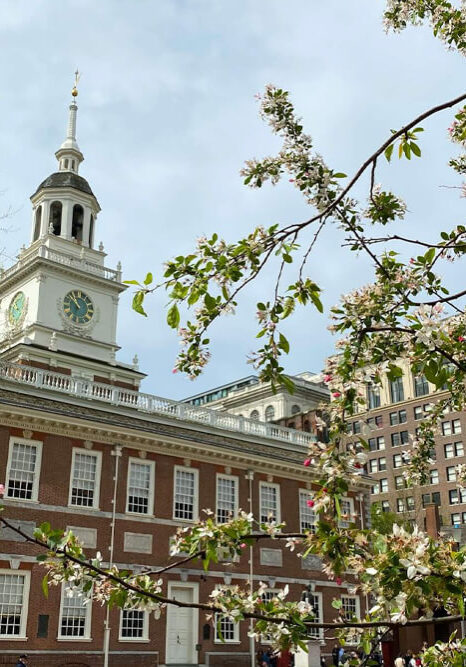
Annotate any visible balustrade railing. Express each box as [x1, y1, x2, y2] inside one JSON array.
[[0, 360, 315, 448]]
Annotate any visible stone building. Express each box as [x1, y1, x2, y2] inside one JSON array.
[[0, 86, 368, 666]]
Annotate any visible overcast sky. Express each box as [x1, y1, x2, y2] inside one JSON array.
[[0, 1, 464, 400]]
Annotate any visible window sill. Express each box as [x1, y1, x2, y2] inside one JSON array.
[[57, 637, 93, 642], [126, 511, 154, 518], [118, 638, 150, 642], [67, 504, 100, 512], [4, 497, 38, 504], [214, 641, 241, 645], [0, 636, 28, 641]]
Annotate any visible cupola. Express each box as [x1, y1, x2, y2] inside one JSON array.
[[30, 72, 100, 248]]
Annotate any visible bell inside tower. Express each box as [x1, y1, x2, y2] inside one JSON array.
[[49, 201, 62, 235]]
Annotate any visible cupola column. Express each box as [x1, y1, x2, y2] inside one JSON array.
[[62, 199, 73, 239], [83, 208, 92, 248]]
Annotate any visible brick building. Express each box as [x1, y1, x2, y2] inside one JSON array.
[[343, 360, 466, 534], [0, 87, 369, 666]]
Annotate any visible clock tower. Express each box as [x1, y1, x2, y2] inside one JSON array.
[[0, 78, 144, 389]]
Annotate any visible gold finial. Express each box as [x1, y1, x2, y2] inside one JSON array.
[[71, 69, 80, 98]]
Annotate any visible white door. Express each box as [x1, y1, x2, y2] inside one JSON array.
[[166, 585, 197, 664]]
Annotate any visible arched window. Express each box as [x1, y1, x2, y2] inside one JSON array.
[[72, 205, 84, 242], [89, 215, 94, 247], [250, 410, 259, 420], [291, 404, 301, 415], [64, 159, 69, 169], [265, 405, 275, 422], [49, 201, 62, 236], [71, 160, 75, 170], [33, 206, 42, 241]]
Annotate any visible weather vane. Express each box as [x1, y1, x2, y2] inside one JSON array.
[[72, 69, 80, 98]]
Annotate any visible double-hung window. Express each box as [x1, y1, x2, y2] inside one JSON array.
[[173, 467, 199, 521], [379, 478, 388, 493], [306, 593, 323, 638], [393, 454, 403, 468], [367, 384, 381, 409], [58, 583, 92, 639], [299, 490, 316, 533], [126, 459, 155, 515], [447, 466, 457, 481], [69, 449, 102, 509], [445, 442, 464, 459], [341, 595, 360, 620], [429, 469, 439, 485], [0, 570, 30, 638], [259, 482, 280, 524], [214, 613, 239, 643], [339, 497, 355, 527], [5, 438, 42, 501], [119, 609, 148, 640], [216, 475, 238, 524]]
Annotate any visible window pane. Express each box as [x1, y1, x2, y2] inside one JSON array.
[[389, 377, 404, 403], [60, 585, 88, 637], [217, 477, 237, 523], [0, 574, 25, 637], [127, 462, 151, 514], [121, 610, 145, 639], [299, 492, 316, 533], [260, 484, 279, 523], [7, 443, 38, 500], [174, 469, 195, 520], [414, 375, 429, 397], [71, 453, 97, 507]]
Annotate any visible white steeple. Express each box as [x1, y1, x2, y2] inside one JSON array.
[[55, 70, 84, 174]]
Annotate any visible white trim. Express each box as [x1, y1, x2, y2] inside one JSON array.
[[165, 581, 199, 664], [5, 436, 43, 502], [259, 481, 281, 524], [126, 457, 156, 516], [118, 608, 149, 641], [173, 466, 199, 522], [0, 568, 31, 640], [57, 582, 92, 640], [216, 473, 239, 523], [68, 447, 102, 510]]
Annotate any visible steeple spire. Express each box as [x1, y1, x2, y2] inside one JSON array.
[[55, 70, 84, 174]]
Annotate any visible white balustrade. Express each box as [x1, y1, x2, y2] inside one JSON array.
[[0, 360, 316, 448]]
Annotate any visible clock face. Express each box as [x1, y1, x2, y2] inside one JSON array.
[[8, 291, 26, 325], [63, 290, 94, 324]]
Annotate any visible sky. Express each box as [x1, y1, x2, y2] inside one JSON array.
[[0, 0, 464, 400]]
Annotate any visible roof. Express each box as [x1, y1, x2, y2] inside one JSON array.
[[33, 171, 95, 197]]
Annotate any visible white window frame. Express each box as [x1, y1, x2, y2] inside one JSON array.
[[299, 489, 316, 533], [68, 448, 102, 510], [341, 595, 361, 620], [119, 608, 149, 641], [453, 419, 462, 435], [379, 479, 388, 493], [214, 612, 240, 643], [259, 482, 281, 524], [5, 437, 43, 502], [369, 459, 378, 473], [173, 466, 199, 522], [58, 582, 92, 640], [126, 457, 155, 516], [429, 469, 439, 485], [216, 474, 239, 524], [0, 569, 30, 639], [447, 466, 457, 482]]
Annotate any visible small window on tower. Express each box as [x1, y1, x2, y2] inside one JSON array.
[[89, 215, 94, 247], [49, 201, 62, 236], [72, 160, 75, 170], [64, 159, 69, 169]]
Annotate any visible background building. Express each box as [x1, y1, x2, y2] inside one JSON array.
[[0, 89, 368, 666]]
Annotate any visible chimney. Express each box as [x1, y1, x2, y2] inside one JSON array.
[[425, 502, 440, 538]]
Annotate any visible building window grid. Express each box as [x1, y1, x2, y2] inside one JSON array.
[[6, 439, 42, 501], [127, 460, 154, 515], [70, 450, 101, 508], [451, 512, 466, 526], [341, 596, 360, 620], [449, 489, 466, 505], [174, 467, 198, 521], [59, 585, 91, 638], [379, 479, 388, 493], [216, 475, 238, 524], [120, 609, 147, 640], [299, 490, 316, 533], [447, 466, 457, 481], [429, 469, 439, 485], [0, 572, 28, 637], [393, 454, 403, 468], [444, 442, 464, 459], [367, 384, 381, 409], [307, 593, 323, 639], [414, 375, 430, 397], [389, 377, 404, 403], [214, 614, 239, 642], [260, 483, 280, 524]]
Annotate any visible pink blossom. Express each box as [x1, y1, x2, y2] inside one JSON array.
[[306, 499, 315, 508], [172, 368, 178, 374], [323, 374, 332, 383], [303, 459, 311, 467], [240, 543, 247, 549], [458, 336, 465, 342], [336, 577, 342, 586], [332, 391, 341, 398], [0, 484, 4, 496]]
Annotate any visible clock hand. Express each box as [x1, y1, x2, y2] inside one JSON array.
[[69, 294, 80, 308]]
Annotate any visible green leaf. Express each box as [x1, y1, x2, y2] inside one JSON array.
[[310, 292, 324, 313], [42, 574, 49, 599], [143, 272, 153, 286], [332, 599, 343, 609], [424, 247, 435, 264], [333, 172, 347, 178], [123, 279, 140, 285], [167, 303, 180, 329], [384, 144, 394, 162], [402, 142, 411, 159], [278, 333, 290, 354], [410, 142, 421, 157]]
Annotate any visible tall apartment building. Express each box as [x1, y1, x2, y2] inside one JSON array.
[[344, 360, 466, 534], [0, 87, 368, 666]]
